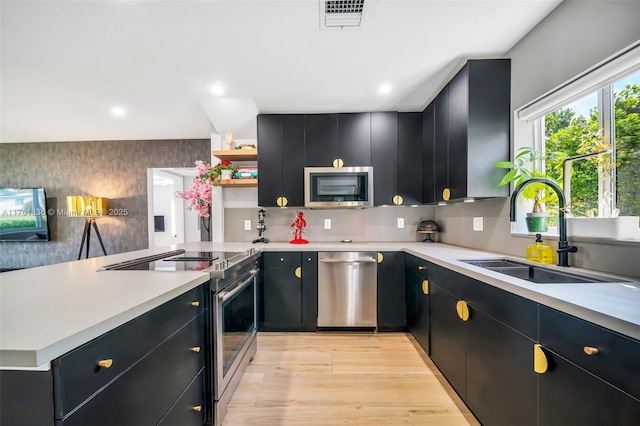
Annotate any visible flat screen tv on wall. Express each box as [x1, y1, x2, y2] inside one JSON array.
[[0, 188, 50, 242]]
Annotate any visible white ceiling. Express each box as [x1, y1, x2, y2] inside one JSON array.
[[0, 0, 562, 143]]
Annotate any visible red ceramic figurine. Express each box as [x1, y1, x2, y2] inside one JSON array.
[[290, 211, 309, 244]]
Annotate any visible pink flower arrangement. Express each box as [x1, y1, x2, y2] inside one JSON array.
[[175, 160, 214, 218]]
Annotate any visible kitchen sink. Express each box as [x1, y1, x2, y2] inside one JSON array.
[[461, 259, 626, 284]]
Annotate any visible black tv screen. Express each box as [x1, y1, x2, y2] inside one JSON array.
[[0, 188, 50, 242]]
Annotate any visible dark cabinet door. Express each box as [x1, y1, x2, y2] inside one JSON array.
[[301, 252, 318, 330], [422, 102, 436, 204], [397, 112, 423, 205], [257, 114, 282, 207], [338, 112, 371, 167], [466, 309, 537, 426], [263, 265, 303, 331], [539, 349, 640, 426], [414, 262, 429, 354], [429, 282, 465, 399], [376, 252, 405, 331], [280, 114, 305, 207], [305, 114, 338, 167], [447, 64, 469, 201], [404, 253, 417, 335], [434, 87, 449, 202], [371, 112, 398, 206]]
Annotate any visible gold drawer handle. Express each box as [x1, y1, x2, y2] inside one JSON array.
[[422, 280, 429, 295], [191, 301, 200, 307], [418, 266, 426, 270], [456, 300, 470, 321], [97, 359, 113, 369], [584, 346, 599, 355], [276, 196, 289, 207], [191, 347, 201, 353], [294, 267, 301, 279], [332, 158, 344, 168], [534, 344, 548, 374], [443, 188, 451, 201], [392, 194, 403, 205], [377, 252, 384, 263], [192, 405, 202, 412]]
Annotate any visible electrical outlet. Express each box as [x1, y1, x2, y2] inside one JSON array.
[[473, 217, 484, 231], [244, 220, 252, 231], [397, 218, 404, 228], [324, 219, 331, 229]]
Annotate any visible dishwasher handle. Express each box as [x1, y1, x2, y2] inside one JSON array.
[[319, 257, 377, 264]]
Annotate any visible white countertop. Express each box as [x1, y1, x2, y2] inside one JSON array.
[[2, 241, 639, 368]]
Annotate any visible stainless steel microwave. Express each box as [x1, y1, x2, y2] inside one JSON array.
[[304, 167, 374, 208]]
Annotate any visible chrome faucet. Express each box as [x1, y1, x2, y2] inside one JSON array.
[[509, 178, 578, 267]]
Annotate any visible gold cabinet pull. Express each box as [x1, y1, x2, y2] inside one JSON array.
[[422, 280, 429, 294], [97, 359, 113, 369], [294, 266, 301, 278], [392, 195, 403, 205], [192, 405, 202, 412], [191, 301, 200, 307], [191, 347, 201, 353], [534, 344, 548, 374], [456, 300, 470, 321], [332, 158, 344, 168], [418, 266, 426, 270], [584, 346, 599, 355], [443, 188, 451, 201], [276, 196, 289, 207], [377, 252, 384, 263]]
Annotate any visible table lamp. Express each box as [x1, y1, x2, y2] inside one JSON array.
[[66, 196, 109, 260]]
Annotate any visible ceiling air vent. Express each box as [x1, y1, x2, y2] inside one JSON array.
[[320, 0, 368, 30]]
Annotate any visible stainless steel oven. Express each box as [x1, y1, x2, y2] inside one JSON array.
[[211, 265, 258, 424]]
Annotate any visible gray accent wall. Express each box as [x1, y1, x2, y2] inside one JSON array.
[[436, 1, 640, 278], [0, 139, 209, 269]]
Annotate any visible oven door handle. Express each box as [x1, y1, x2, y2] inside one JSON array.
[[218, 268, 259, 302]]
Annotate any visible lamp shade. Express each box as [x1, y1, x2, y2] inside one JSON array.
[[66, 196, 109, 217]]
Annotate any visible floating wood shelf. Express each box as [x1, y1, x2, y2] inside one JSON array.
[[212, 149, 257, 161], [215, 178, 258, 188]]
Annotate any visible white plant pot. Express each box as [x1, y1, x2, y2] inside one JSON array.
[[566, 216, 640, 240], [220, 170, 233, 180]]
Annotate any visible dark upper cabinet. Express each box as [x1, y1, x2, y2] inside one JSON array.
[[305, 114, 338, 167], [422, 103, 436, 204], [397, 112, 423, 205], [376, 252, 405, 331], [257, 114, 305, 207], [430, 59, 510, 203], [338, 113, 371, 167], [371, 112, 398, 206], [433, 86, 449, 203]]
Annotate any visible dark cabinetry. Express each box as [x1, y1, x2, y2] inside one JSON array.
[[404, 254, 429, 353], [422, 103, 436, 203], [376, 252, 405, 331], [397, 112, 423, 205], [537, 306, 640, 425], [429, 264, 537, 426], [257, 114, 305, 207], [261, 252, 318, 331], [371, 112, 398, 206], [304, 113, 371, 167], [426, 59, 510, 203]]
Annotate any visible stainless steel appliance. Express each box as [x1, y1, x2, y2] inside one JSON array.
[[304, 166, 374, 208], [99, 248, 260, 425], [317, 252, 377, 327]]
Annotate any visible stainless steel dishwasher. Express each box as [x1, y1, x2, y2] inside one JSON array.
[[317, 252, 377, 328]]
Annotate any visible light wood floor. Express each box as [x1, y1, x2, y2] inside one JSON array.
[[223, 332, 480, 425]]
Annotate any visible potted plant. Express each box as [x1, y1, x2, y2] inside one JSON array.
[[494, 147, 558, 232], [211, 159, 237, 183]]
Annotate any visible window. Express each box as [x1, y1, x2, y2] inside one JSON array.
[[539, 68, 640, 219]]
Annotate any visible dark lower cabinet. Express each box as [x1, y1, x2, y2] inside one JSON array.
[[0, 370, 54, 426], [539, 349, 640, 426], [158, 370, 206, 426], [466, 309, 537, 426], [404, 254, 417, 336], [261, 252, 317, 331], [376, 252, 405, 331], [404, 254, 429, 353], [429, 282, 466, 399]]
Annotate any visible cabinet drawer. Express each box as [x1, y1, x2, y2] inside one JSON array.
[[53, 285, 204, 418], [158, 369, 205, 426], [540, 305, 640, 400], [60, 313, 205, 426], [263, 252, 300, 267]]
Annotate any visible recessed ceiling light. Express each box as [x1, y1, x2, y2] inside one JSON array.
[[379, 84, 392, 94], [210, 84, 224, 96], [111, 107, 125, 117]]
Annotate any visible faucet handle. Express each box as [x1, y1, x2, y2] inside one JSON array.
[[557, 245, 578, 254]]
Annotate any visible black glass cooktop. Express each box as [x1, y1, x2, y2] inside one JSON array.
[[114, 251, 245, 272]]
